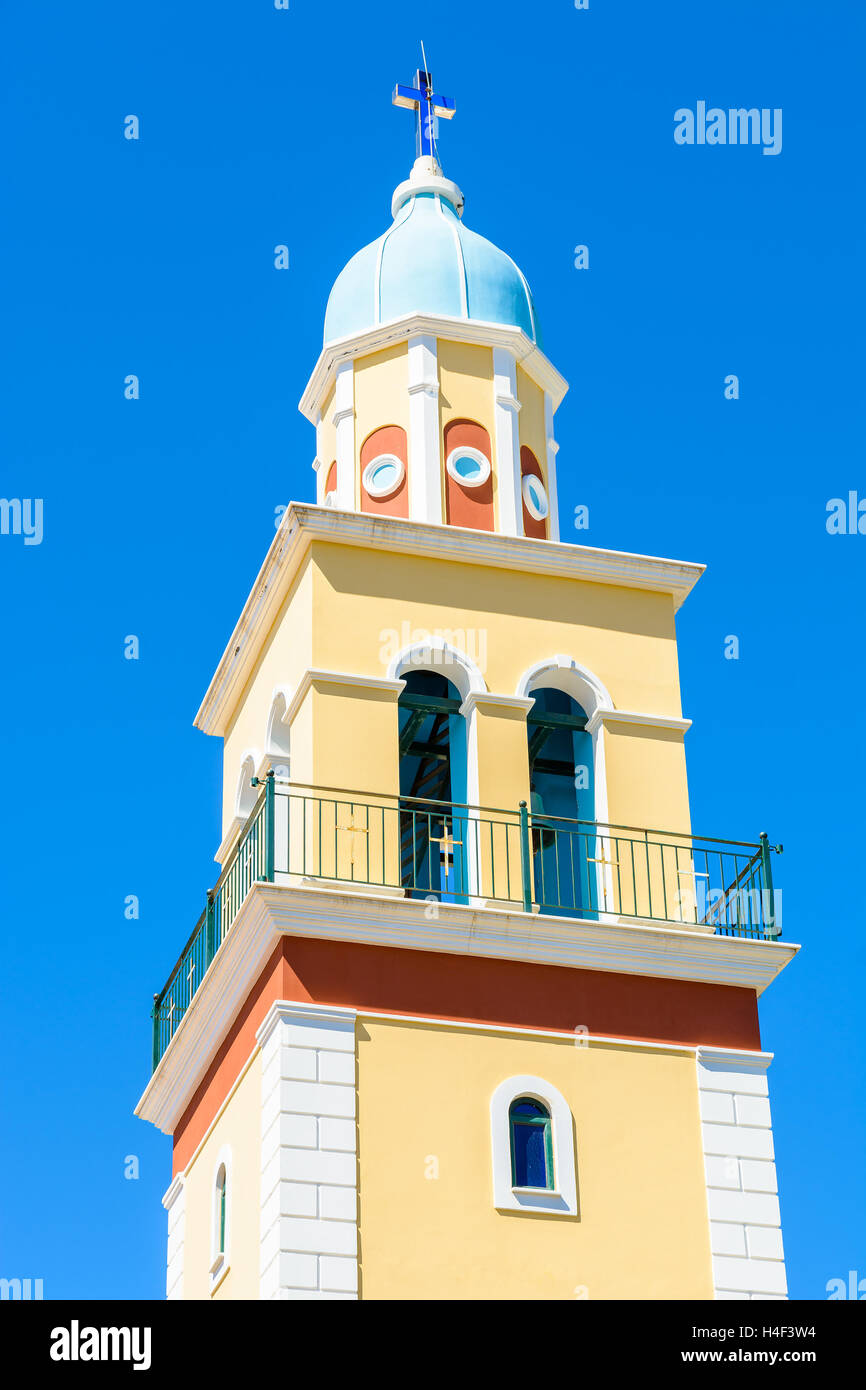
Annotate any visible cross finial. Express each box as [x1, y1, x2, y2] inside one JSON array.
[[392, 66, 456, 162]]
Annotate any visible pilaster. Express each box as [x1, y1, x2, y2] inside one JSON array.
[[544, 391, 561, 541], [407, 334, 443, 524], [492, 347, 522, 536], [333, 361, 355, 511]]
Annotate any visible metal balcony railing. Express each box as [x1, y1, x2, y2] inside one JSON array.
[[150, 776, 783, 1069]]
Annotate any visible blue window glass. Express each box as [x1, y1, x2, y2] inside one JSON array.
[[453, 452, 483, 481], [509, 1097, 553, 1190], [446, 447, 490, 487], [366, 456, 402, 495]]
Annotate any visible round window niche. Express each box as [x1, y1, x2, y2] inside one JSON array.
[[362, 453, 405, 500], [522, 473, 549, 521], [446, 446, 491, 488]]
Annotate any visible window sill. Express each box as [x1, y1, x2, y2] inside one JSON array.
[[495, 1186, 575, 1216]]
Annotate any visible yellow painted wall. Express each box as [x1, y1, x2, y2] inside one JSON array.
[[354, 345, 410, 510], [603, 721, 691, 833], [218, 536, 692, 856], [310, 545, 682, 713], [472, 701, 532, 811], [516, 365, 547, 481], [318, 382, 336, 499], [356, 1019, 713, 1300], [305, 678, 402, 798], [438, 339, 495, 523], [220, 553, 314, 836], [181, 1053, 262, 1301]]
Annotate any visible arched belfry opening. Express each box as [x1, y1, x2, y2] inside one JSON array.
[[398, 670, 467, 901], [527, 687, 595, 917]]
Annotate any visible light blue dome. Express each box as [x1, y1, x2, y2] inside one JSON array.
[[324, 184, 540, 347]]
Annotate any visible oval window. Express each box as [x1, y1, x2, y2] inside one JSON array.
[[522, 473, 549, 521], [363, 453, 405, 499], [446, 446, 491, 488]]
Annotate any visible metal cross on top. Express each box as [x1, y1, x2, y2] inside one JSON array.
[[392, 67, 456, 160]]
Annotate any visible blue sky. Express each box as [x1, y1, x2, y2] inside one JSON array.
[[1, 0, 863, 1300]]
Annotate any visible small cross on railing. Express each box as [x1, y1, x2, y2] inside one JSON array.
[[431, 826, 463, 864], [588, 844, 620, 911], [337, 815, 370, 867]]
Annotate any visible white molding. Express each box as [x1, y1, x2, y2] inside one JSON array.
[[300, 312, 569, 422], [445, 445, 491, 488], [386, 637, 486, 701], [193, 506, 704, 737], [490, 1075, 578, 1216], [407, 335, 442, 524], [256, 1000, 357, 1051], [282, 669, 406, 731], [215, 814, 246, 868], [522, 472, 549, 522], [259, 1001, 358, 1300], [265, 687, 292, 760], [585, 709, 693, 736], [210, 1143, 232, 1292], [362, 453, 405, 500], [543, 392, 561, 542], [459, 692, 535, 719], [234, 750, 260, 821], [391, 165, 465, 220], [492, 347, 522, 537], [696, 1047, 788, 1300], [135, 883, 799, 1137], [162, 1174, 185, 1301], [333, 362, 355, 512]]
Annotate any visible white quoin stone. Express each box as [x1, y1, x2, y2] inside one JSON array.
[[697, 1048, 788, 1301], [258, 1002, 359, 1301]]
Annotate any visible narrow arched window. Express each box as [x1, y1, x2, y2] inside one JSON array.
[[215, 1164, 227, 1255], [509, 1097, 554, 1190]]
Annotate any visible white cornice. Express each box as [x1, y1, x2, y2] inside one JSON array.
[[194, 505, 705, 737], [585, 709, 693, 736], [697, 1046, 774, 1072], [281, 668, 405, 730], [135, 881, 798, 1136], [460, 692, 536, 719], [162, 1174, 184, 1209], [299, 313, 569, 420], [256, 1000, 358, 1051]]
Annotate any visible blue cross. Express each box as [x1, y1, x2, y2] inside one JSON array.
[[392, 69, 456, 160]]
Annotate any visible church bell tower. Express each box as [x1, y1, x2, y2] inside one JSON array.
[[136, 68, 797, 1301]]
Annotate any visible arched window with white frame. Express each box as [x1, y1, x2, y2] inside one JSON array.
[[490, 1075, 578, 1216], [210, 1146, 232, 1290]]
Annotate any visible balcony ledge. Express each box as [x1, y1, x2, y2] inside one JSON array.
[[136, 881, 798, 1137]]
